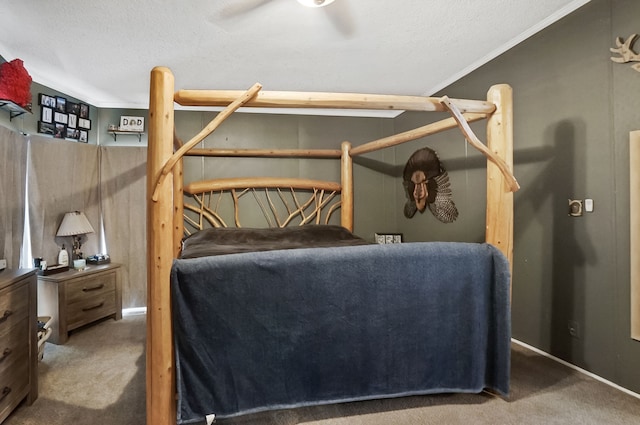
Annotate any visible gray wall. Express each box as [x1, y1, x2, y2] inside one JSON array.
[[174, 109, 397, 241], [393, 0, 640, 393]]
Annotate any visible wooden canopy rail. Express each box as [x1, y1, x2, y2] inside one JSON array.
[[147, 66, 515, 425]]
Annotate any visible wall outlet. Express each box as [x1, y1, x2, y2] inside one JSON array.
[[0, 259, 6, 270], [568, 320, 580, 338]]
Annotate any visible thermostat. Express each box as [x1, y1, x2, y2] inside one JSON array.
[[568, 199, 583, 217]]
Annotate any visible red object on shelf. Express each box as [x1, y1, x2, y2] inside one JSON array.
[[0, 59, 32, 108]]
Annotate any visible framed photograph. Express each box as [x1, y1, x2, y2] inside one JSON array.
[[54, 123, 66, 139], [119, 116, 144, 132], [38, 121, 55, 136], [79, 130, 88, 143], [78, 117, 91, 130], [38, 93, 56, 108], [66, 101, 80, 115], [66, 127, 80, 140], [41, 107, 53, 124], [68, 113, 77, 129], [55, 96, 66, 113], [54, 111, 68, 125], [374, 233, 403, 244], [79, 103, 89, 119]]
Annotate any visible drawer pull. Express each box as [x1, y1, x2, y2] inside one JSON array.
[[0, 348, 11, 363], [0, 310, 12, 324], [82, 302, 105, 312], [0, 386, 10, 403], [82, 284, 105, 292]]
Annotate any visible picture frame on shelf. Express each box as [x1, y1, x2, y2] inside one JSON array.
[[54, 123, 66, 139], [41, 107, 53, 124], [55, 96, 66, 113], [79, 103, 89, 119], [119, 116, 144, 132], [38, 121, 55, 136], [67, 113, 77, 129], [54, 111, 68, 125], [38, 93, 56, 108], [79, 130, 88, 143], [78, 117, 91, 130]]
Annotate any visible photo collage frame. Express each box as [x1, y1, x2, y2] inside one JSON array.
[[37, 93, 90, 143]]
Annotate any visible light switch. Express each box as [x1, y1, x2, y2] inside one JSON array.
[[584, 198, 594, 212]]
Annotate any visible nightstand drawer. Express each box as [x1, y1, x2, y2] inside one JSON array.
[[66, 273, 116, 305], [0, 318, 29, 379], [67, 290, 116, 330], [0, 283, 28, 334]]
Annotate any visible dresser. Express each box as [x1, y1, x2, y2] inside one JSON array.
[[0, 268, 38, 424], [37, 263, 122, 345]]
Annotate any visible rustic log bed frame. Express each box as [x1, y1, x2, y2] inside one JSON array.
[[146, 66, 519, 425]]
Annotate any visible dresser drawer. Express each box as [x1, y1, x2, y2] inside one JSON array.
[[67, 291, 116, 331], [0, 318, 29, 379], [65, 273, 116, 304], [0, 283, 28, 335], [0, 355, 29, 421]]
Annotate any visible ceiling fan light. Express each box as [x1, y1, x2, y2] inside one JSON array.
[[296, 0, 336, 8]]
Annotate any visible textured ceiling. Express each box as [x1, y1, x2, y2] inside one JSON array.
[[0, 0, 590, 115]]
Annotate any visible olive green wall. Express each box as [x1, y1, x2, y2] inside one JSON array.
[[4, 0, 639, 394], [0, 78, 100, 144], [394, 0, 640, 393]]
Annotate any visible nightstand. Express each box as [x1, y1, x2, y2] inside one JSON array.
[[37, 263, 122, 345]]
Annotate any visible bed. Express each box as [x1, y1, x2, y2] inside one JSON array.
[[146, 67, 518, 425]]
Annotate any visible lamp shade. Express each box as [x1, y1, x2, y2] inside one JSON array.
[[56, 211, 95, 236]]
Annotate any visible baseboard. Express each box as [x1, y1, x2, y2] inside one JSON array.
[[122, 307, 147, 316], [512, 338, 640, 400]]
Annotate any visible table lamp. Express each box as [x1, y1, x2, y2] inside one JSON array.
[[56, 211, 94, 261]]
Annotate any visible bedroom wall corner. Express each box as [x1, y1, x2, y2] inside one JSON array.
[[391, 0, 640, 395]]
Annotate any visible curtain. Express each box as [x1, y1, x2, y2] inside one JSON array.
[[27, 135, 100, 266], [100, 146, 147, 308], [0, 126, 27, 268]]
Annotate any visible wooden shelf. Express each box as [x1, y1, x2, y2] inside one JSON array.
[[108, 130, 144, 142], [0, 99, 32, 121]]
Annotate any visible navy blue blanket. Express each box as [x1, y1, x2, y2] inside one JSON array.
[[171, 242, 511, 423]]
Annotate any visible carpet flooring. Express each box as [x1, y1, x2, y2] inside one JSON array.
[[5, 313, 640, 425]]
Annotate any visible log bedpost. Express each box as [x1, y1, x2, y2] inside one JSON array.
[[341, 141, 353, 231], [485, 84, 514, 273], [147, 66, 176, 425]]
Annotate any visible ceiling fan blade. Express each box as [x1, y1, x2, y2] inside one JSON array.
[[219, 0, 278, 19], [324, 0, 355, 38]]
